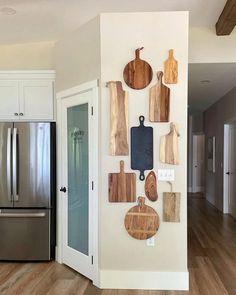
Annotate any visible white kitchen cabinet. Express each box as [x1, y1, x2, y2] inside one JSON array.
[[0, 81, 19, 120], [0, 71, 55, 121]]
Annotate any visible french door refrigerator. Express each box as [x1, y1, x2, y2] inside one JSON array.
[[0, 122, 56, 260]]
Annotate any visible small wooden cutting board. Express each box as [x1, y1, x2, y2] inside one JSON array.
[[145, 171, 158, 202], [149, 71, 170, 122], [164, 49, 178, 84], [109, 160, 136, 202], [160, 122, 180, 165], [163, 192, 181, 222], [123, 47, 153, 90], [124, 197, 159, 240]]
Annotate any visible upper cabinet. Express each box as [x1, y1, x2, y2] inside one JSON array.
[[0, 71, 55, 121]]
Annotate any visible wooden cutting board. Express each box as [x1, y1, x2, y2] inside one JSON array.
[[123, 47, 153, 90], [164, 49, 178, 84], [145, 171, 158, 202], [163, 192, 181, 222], [149, 71, 170, 122], [124, 197, 159, 240], [160, 122, 180, 165], [107, 81, 129, 155], [108, 160, 136, 202], [131, 116, 153, 181]]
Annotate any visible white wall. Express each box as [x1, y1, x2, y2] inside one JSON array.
[[55, 16, 100, 92], [0, 41, 55, 70], [99, 12, 189, 290], [189, 26, 236, 63]]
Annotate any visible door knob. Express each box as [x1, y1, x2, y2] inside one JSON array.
[[14, 113, 19, 116], [19, 113, 23, 116], [226, 172, 230, 175], [60, 187, 67, 193]]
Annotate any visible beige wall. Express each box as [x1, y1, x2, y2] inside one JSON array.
[[0, 41, 55, 70], [55, 16, 100, 92], [99, 12, 188, 289], [189, 26, 236, 63], [204, 86, 236, 210]]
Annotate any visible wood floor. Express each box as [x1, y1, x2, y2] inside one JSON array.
[[0, 195, 236, 294]]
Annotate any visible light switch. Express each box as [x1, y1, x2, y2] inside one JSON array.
[[157, 169, 175, 181], [146, 236, 155, 246]]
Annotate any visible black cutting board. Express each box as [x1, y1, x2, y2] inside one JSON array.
[[131, 116, 153, 180]]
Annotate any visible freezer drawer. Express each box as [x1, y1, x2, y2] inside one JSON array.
[[0, 209, 51, 261]]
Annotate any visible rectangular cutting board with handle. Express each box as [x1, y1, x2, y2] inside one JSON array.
[[131, 116, 153, 180], [109, 160, 136, 202]]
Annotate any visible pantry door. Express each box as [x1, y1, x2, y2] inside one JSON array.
[[59, 83, 98, 282]]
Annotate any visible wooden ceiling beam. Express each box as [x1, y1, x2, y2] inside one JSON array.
[[216, 0, 236, 35]]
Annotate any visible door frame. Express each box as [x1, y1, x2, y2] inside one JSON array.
[[223, 118, 236, 214], [56, 80, 99, 286], [192, 134, 205, 193]]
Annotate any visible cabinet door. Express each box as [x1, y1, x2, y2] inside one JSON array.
[[19, 80, 54, 120], [0, 81, 20, 120]]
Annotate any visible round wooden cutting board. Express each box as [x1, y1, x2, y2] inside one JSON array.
[[123, 47, 153, 90], [124, 197, 159, 240]]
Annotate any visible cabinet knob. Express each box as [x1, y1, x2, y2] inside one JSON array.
[[14, 113, 19, 116], [19, 113, 23, 116]]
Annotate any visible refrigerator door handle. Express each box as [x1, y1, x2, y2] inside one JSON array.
[[7, 128, 12, 202], [0, 212, 46, 218], [12, 127, 19, 202]]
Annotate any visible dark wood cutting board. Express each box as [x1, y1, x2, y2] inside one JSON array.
[[123, 47, 153, 90], [131, 116, 153, 181], [108, 160, 136, 202], [124, 197, 160, 240], [149, 71, 170, 122]]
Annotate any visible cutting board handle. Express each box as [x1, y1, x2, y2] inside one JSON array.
[[120, 160, 125, 173], [139, 115, 145, 127], [157, 71, 163, 83], [135, 47, 144, 59], [139, 171, 145, 181], [169, 49, 174, 58], [138, 196, 145, 207]]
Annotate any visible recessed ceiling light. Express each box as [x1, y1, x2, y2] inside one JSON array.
[[0, 7, 16, 15], [200, 80, 211, 84]]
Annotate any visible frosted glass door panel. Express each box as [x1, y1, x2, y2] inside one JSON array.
[[67, 103, 89, 256]]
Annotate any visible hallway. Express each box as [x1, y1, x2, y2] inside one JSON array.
[[0, 196, 236, 294]]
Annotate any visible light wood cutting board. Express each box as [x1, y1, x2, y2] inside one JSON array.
[[163, 192, 181, 222], [107, 81, 129, 156], [160, 122, 180, 165], [164, 49, 178, 84], [124, 197, 159, 240], [108, 160, 136, 202], [149, 71, 170, 122]]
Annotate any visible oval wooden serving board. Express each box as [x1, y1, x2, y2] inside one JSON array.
[[145, 171, 158, 202], [124, 197, 159, 240], [123, 47, 153, 90]]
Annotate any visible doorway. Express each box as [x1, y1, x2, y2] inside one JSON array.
[[57, 81, 99, 285]]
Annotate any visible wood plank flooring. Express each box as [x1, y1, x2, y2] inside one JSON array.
[[0, 195, 236, 294]]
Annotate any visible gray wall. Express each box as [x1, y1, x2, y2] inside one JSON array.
[[204, 86, 236, 210]]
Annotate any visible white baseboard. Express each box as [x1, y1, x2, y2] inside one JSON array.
[[187, 187, 192, 192], [192, 186, 204, 193], [99, 270, 189, 290]]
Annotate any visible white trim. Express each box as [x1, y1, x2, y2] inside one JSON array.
[[223, 124, 229, 214], [0, 70, 55, 80], [57, 80, 98, 99], [56, 79, 99, 285], [99, 270, 189, 290]]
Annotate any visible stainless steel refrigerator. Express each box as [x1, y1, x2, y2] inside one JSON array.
[[0, 122, 56, 261]]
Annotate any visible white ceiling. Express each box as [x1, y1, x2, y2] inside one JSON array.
[[0, 0, 227, 44], [188, 63, 236, 114]]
